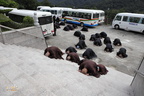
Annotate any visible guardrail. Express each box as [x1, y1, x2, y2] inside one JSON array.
[[0, 25, 48, 50]]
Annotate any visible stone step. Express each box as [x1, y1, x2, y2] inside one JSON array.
[[0, 60, 55, 96]]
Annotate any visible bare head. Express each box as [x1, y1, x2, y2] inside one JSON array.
[[66, 56, 71, 60], [45, 51, 50, 57], [66, 50, 70, 54], [81, 68, 88, 74]]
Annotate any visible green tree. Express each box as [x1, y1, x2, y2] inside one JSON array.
[[40, 0, 52, 6], [14, 0, 39, 10], [0, 0, 18, 8]]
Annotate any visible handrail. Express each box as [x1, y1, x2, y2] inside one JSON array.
[[0, 24, 14, 30]]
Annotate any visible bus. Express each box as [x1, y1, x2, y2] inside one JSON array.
[[62, 9, 105, 27], [39, 7, 63, 18], [39, 7, 72, 19], [37, 6, 50, 10], [112, 13, 144, 34], [8, 9, 54, 37]]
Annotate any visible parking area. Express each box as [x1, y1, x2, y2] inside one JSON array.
[[46, 24, 144, 76]]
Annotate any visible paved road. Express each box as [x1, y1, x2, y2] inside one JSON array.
[[46, 24, 144, 76]]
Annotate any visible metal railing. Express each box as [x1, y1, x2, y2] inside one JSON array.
[[0, 25, 48, 50]]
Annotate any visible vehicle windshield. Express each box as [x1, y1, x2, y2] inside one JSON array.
[[38, 16, 52, 25]]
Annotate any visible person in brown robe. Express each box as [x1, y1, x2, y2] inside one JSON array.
[[44, 46, 64, 59], [78, 59, 100, 78], [66, 52, 80, 64], [97, 64, 108, 75]]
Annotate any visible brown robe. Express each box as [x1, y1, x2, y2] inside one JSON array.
[[66, 52, 80, 64], [97, 64, 108, 75], [44, 46, 64, 59], [79, 59, 100, 78]]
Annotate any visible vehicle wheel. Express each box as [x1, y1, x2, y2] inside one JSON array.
[[114, 25, 120, 29], [80, 22, 84, 27]]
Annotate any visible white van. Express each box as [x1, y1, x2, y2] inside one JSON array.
[[112, 13, 144, 34]]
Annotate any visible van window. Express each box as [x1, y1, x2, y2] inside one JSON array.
[[122, 16, 128, 22], [141, 18, 144, 24], [115, 15, 122, 21], [129, 17, 140, 23]]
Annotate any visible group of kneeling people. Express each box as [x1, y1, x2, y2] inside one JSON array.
[[74, 31, 128, 58], [44, 46, 108, 78]]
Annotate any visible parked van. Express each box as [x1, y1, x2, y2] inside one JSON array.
[[112, 13, 144, 34]]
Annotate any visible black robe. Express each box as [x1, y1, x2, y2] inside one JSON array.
[[95, 33, 101, 38], [73, 24, 78, 28], [79, 59, 100, 78], [103, 37, 111, 44], [79, 34, 85, 40], [93, 38, 102, 46], [104, 43, 113, 52], [63, 26, 70, 31], [81, 26, 88, 31], [100, 31, 107, 38], [82, 48, 97, 59], [65, 46, 77, 53], [89, 34, 96, 41], [44, 46, 64, 59], [74, 31, 81, 37], [75, 40, 87, 49], [67, 25, 74, 30], [117, 48, 128, 58], [113, 38, 122, 46]]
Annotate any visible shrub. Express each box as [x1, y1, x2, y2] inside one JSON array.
[[23, 16, 34, 25]]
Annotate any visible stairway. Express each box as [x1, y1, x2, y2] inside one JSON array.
[[0, 43, 134, 96]]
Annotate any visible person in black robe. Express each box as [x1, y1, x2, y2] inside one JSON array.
[[82, 48, 97, 59], [97, 64, 108, 75], [55, 22, 61, 29], [93, 38, 102, 46], [95, 33, 101, 38], [75, 40, 87, 49], [113, 38, 122, 46], [89, 34, 96, 41], [65, 46, 77, 54], [81, 26, 88, 31], [74, 31, 81, 37], [59, 21, 65, 26], [78, 59, 100, 78], [100, 31, 107, 38], [67, 25, 74, 30], [56, 17, 60, 23], [63, 26, 70, 31], [117, 48, 128, 58], [66, 52, 80, 64], [44, 46, 64, 59], [103, 37, 111, 44], [104, 43, 114, 52], [73, 24, 78, 28], [79, 34, 85, 40]]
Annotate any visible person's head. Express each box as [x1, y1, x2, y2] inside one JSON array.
[[66, 55, 71, 60], [66, 50, 70, 54], [45, 51, 50, 57], [81, 68, 88, 74]]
